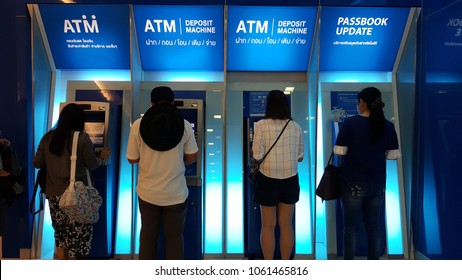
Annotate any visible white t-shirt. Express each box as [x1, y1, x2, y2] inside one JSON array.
[[126, 118, 198, 206]]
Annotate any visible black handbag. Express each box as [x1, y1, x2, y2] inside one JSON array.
[[315, 152, 341, 201], [248, 119, 291, 185]]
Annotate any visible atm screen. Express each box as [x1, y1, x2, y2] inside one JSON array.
[[84, 111, 106, 149], [85, 122, 105, 147], [249, 91, 268, 117], [181, 109, 198, 136]]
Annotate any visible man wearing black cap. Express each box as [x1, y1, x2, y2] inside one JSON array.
[[126, 86, 198, 260]]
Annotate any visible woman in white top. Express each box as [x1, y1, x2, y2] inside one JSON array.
[[252, 90, 304, 260]]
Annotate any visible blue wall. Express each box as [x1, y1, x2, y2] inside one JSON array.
[[1, 0, 31, 257], [413, 0, 462, 260], [2, 0, 462, 259]]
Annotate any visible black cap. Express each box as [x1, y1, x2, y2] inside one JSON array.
[[151, 86, 174, 104]]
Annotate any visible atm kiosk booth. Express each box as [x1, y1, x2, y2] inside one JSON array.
[[29, 2, 131, 259], [226, 5, 318, 259], [315, 6, 420, 259], [126, 4, 224, 259]]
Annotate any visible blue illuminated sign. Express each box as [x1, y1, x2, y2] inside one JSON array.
[[320, 7, 410, 71], [133, 5, 224, 71], [227, 6, 317, 71], [39, 5, 130, 70], [426, 7, 462, 73]]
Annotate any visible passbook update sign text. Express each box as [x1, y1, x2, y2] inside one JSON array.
[[320, 7, 410, 71]]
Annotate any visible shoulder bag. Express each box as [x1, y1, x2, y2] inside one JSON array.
[[315, 152, 341, 201], [59, 132, 102, 224]]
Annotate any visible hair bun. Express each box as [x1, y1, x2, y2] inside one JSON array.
[[370, 98, 384, 110]]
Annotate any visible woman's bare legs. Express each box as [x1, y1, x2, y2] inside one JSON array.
[[260, 205, 277, 260], [278, 202, 295, 260]]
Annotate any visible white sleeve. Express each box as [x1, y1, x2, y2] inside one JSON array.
[[183, 120, 198, 154], [333, 145, 348, 155], [386, 149, 401, 160], [126, 119, 141, 160]]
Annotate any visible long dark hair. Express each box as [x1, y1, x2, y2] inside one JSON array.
[[265, 90, 291, 120], [358, 87, 386, 143], [49, 103, 85, 156]]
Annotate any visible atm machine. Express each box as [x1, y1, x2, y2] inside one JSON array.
[[155, 98, 204, 260], [60, 99, 121, 259]]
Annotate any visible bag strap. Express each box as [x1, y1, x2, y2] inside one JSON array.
[[327, 151, 342, 167], [327, 152, 334, 166], [69, 131, 80, 187], [86, 169, 93, 188], [70, 131, 93, 188], [256, 119, 291, 167]]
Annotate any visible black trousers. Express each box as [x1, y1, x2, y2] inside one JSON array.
[[138, 197, 187, 260]]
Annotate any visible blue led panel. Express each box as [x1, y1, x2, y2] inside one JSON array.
[[320, 0, 421, 7], [39, 5, 130, 70], [426, 6, 462, 73], [133, 5, 224, 71], [320, 7, 409, 71], [227, 6, 318, 71]]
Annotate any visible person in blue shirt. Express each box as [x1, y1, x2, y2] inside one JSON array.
[[333, 87, 400, 260]]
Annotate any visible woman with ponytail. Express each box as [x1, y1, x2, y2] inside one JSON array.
[[333, 87, 400, 260]]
